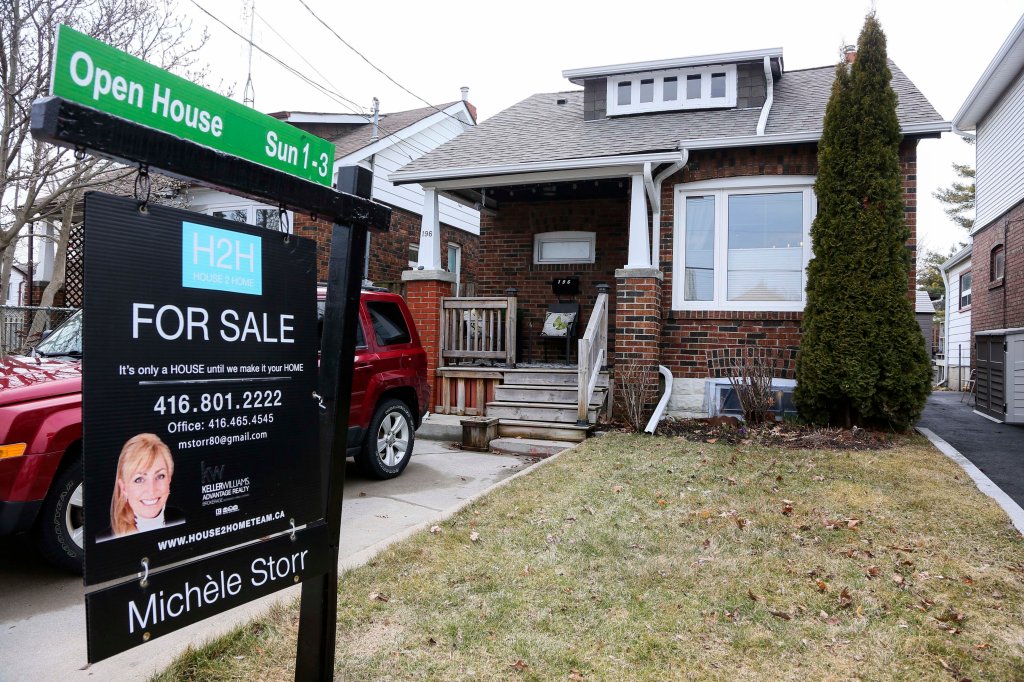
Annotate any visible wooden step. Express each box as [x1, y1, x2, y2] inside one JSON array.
[[503, 370, 609, 387], [494, 384, 607, 405], [496, 419, 591, 442], [486, 400, 598, 424]]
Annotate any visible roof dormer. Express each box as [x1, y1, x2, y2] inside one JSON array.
[[564, 48, 783, 120]]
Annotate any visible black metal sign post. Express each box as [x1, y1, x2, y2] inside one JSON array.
[[295, 222, 367, 680], [31, 94, 389, 679]]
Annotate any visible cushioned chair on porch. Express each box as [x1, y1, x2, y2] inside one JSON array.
[[539, 302, 579, 363]]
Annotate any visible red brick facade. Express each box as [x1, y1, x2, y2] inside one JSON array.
[[403, 277, 453, 400], [293, 204, 479, 291], [475, 140, 920, 381], [970, 198, 1024, 334], [476, 198, 629, 359]]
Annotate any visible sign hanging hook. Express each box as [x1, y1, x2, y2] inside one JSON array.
[[139, 557, 150, 588], [133, 163, 152, 213]]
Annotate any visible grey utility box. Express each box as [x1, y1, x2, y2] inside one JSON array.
[[974, 327, 1024, 424]]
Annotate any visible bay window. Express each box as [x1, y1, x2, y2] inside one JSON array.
[[673, 177, 815, 311]]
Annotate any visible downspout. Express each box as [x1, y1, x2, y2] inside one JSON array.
[[644, 365, 673, 434], [756, 55, 774, 136], [940, 265, 951, 387], [951, 123, 976, 141], [645, 150, 688, 268]]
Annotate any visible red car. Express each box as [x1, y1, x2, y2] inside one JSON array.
[[0, 288, 429, 572]]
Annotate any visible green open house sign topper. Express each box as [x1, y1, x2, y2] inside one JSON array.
[[50, 25, 335, 186]]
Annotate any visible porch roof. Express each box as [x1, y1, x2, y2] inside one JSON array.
[[391, 62, 947, 187]]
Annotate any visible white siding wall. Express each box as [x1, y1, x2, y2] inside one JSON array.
[[975, 69, 1024, 230], [946, 258, 972, 368], [369, 114, 479, 234]]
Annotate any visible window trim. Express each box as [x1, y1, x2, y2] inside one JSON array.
[[672, 176, 816, 312], [205, 202, 294, 234], [447, 242, 462, 296], [959, 271, 972, 309], [991, 244, 1005, 282], [607, 64, 737, 116], [533, 231, 596, 265]]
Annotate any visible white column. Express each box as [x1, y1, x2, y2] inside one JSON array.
[[625, 172, 651, 269], [416, 187, 442, 269]]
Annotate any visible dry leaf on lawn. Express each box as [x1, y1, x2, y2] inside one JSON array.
[[770, 610, 792, 621], [510, 660, 528, 672], [470, 531, 480, 542], [838, 588, 853, 608], [369, 592, 389, 602]]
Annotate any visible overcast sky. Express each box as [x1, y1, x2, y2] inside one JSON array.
[[183, 0, 1023, 258]]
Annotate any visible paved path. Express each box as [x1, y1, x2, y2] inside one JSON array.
[[918, 391, 1024, 508], [0, 439, 531, 681]]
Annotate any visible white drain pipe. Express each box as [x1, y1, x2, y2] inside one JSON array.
[[644, 365, 673, 434]]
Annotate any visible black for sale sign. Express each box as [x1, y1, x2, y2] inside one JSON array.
[[82, 193, 321, 587]]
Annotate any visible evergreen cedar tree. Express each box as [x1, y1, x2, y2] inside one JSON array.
[[794, 13, 931, 430]]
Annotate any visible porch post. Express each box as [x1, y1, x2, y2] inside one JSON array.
[[415, 187, 443, 270], [625, 173, 652, 269], [615, 268, 663, 418]]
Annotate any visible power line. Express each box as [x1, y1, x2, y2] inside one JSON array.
[[189, 0, 441, 163], [253, 10, 437, 160], [294, 0, 472, 130]]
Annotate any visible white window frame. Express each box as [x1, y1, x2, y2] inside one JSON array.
[[408, 243, 419, 268], [205, 202, 294, 234], [447, 242, 462, 296], [672, 176, 816, 312], [607, 64, 737, 116], [959, 271, 972, 309], [533, 231, 596, 265]]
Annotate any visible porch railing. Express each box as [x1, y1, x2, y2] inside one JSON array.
[[577, 292, 609, 424], [440, 296, 516, 368]]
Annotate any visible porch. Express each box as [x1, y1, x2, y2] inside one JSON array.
[[430, 292, 611, 444]]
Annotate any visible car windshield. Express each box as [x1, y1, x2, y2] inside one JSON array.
[[33, 310, 82, 357]]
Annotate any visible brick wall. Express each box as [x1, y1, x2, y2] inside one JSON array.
[[294, 204, 479, 290], [477, 140, 920, 379], [971, 198, 1024, 334], [477, 198, 629, 359], [403, 277, 453, 400]]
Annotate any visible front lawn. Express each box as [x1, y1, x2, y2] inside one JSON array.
[[157, 433, 1024, 681]]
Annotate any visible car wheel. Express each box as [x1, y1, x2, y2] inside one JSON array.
[[33, 452, 85, 574], [357, 399, 415, 479]]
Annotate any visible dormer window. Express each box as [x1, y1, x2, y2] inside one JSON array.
[[607, 64, 737, 115]]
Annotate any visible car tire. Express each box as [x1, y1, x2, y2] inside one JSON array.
[[33, 452, 85, 574], [357, 399, 415, 479]]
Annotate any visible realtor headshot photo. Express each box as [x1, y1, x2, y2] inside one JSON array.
[[99, 433, 185, 541]]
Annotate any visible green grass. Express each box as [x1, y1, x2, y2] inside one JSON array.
[[155, 434, 1024, 681]]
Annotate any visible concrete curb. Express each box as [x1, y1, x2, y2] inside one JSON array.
[[340, 441, 579, 573], [917, 426, 1024, 535]]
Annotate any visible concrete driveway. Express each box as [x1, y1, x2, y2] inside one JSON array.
[[917, 391, 1024, 508], [0, 436, 534, 681]]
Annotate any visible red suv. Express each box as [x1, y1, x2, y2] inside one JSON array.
[[0, 288, 429, 572]]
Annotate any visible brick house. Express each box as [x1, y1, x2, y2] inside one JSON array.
[[952, 13, 1024, 423], [389, 47, 946, 427], [190, 93, 480, 293]]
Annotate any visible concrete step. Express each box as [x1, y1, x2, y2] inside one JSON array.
[[486, 400, 598, 424], [494, 384, 607, 405], [489, 437, 573, 457], [505, 370, 609, 387], [497, 419, 591, 442]]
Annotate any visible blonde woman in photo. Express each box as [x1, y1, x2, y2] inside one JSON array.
[[102, 433, 185, 540]]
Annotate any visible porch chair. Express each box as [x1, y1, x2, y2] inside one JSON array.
[[539, 302, 579, 363]]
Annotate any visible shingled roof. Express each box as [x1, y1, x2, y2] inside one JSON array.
[[395, 61, 945, 181], [330, 102, 461, 159]]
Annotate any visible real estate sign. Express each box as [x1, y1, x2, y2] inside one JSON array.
[[50, 25, 335, 186], [82, 193, 325, 660]]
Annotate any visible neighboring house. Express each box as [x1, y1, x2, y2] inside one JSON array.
[[4, 265, 27, 305], [190, 92, 480, 293], [390, 47, 947, 418], [915, 289, 936, 359], [939, 244, 973, 389], [952, 13, 1024, 423]]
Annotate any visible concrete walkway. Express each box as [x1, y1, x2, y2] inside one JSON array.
[[917, 391, 1024, 509], [0, 437, 532, 681]]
